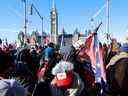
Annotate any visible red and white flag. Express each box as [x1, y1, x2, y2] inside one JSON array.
[[84, 22, 106, 82]]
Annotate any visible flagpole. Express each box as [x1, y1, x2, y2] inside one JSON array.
[[24, 0, 27, 35], [30, 3, 44, 45], [61, 0, 64, 46], [21, 0, 27, 45], [106, 0, 110, 44]]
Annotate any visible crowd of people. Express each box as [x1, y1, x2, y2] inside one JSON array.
[[0, 33, 128, 96]]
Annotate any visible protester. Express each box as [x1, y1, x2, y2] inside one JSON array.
[[0, 50, 27, 96], [51, 60, 84, 96], [0, 32, 128, 96]]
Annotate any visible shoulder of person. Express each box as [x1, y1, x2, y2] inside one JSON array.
[[108, 52, 128, 67], [11, 79, 27, 96], [0, 79, 27, 96]]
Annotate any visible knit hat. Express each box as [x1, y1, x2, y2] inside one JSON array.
[[59, 45, 75, 60], [52, 60, 74, 75], [44, 47, 54, 60]]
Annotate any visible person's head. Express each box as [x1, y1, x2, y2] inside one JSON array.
[[48, 42, 55, 48], [8, 44, 13, 50], [107, 58, 128, 93], [0, 51, 11, 74], [59, 45, 75, 61], [52, 60, 74, 76], [44, 46, 54, 62], [103, 43, 107, 47]]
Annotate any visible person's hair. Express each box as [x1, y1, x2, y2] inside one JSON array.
[[48, 42, 55, 48], [0, 51, 11, 73]]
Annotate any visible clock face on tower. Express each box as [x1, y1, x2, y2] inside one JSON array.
[[52, 11, 56, 15]]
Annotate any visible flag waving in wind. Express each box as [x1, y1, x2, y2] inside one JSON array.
[[60, 34, 64, 47], [85, 22, 106, 83]]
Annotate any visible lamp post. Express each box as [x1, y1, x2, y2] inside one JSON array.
[[21, 0, 28, 45], [30, 4, 43, 43], [21, 0, 27, 35]]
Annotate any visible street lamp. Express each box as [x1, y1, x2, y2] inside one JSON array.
[[30, 4, 43, 43]]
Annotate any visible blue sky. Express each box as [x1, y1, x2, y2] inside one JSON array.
[[0, 0, 128, 42]]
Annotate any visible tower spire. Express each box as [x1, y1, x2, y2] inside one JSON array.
[[50, 0, 58, 44], [52, 0, 55, 9]]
